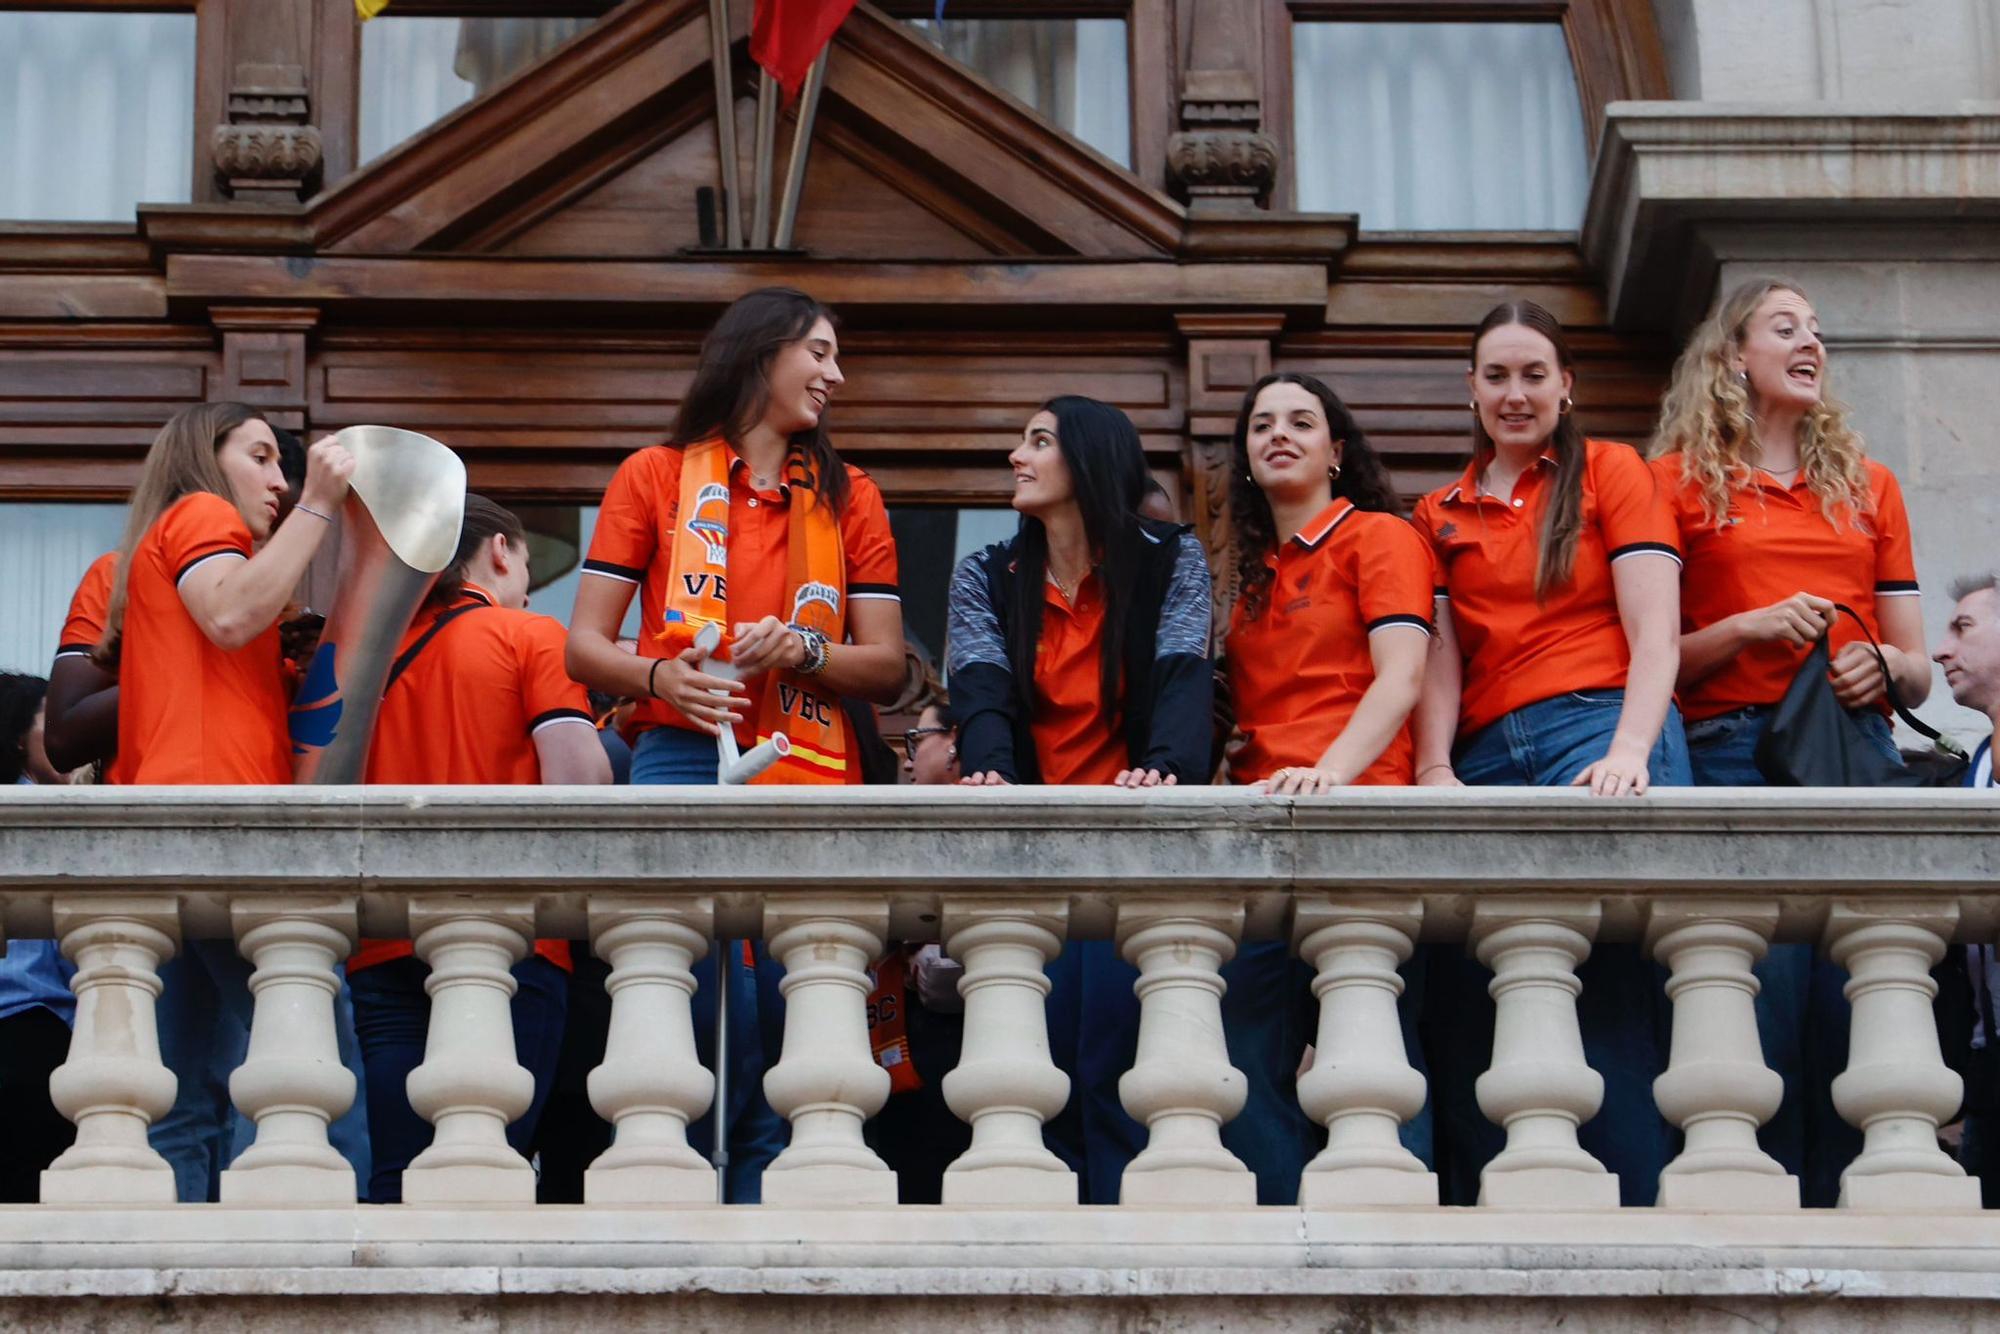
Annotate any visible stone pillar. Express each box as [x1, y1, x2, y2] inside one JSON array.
[[1471, 899, 1620, 1209], [400, 897, 538, 1204], [41, 896, 180, 1204], [939, 899, 1076, 1205], [1825, 901, 1982, 1211], [584, 897, 717, 1205], [1292, 898, 1436, 1207], [218, 897, 359, 1204], [1115, 899, 1257, 1206], [761, 898, 897, 1205], [1644, 900, 1798, 1210]]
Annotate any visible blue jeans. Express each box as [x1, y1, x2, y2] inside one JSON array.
[[1686, 705, 1890, 1206], [1043, 939, 1323, 1205], [1428, 690, 1686, 1206], [631, 723, 789, 1202], [348, 954, 568, 1204], [151, 937, 371, 1203]]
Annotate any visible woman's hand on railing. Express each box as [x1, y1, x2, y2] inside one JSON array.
[[1113, 768, 1178, 789], [1257, 766, 1344, 795], [1572, 739, 1652, 797], [959, 770, 1012, 785]]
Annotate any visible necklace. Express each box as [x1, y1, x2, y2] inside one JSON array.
[[1047, 565, 1086, 604]]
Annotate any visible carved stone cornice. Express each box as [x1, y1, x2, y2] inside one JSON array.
[[1167, 130, 1278, 210], [213, 63, 321, 204]]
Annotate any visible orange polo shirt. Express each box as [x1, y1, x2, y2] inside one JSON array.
[[581, 443, 900, 747], [1652, 454, 1919, 721], [1226, 500, 1435, 786], [117, 492, 291, 785], [56, 551, 116, 662], [1030, 572, 1127, 785], [1413, 438, 1680, 737], [356, 583, 588, 973]]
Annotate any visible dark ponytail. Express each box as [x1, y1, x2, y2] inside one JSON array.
[[1468, 300, 1586, 602]]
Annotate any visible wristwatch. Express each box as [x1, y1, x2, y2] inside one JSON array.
[[791, 624, 831, 675]]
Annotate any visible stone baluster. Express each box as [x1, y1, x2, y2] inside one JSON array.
[[41, 895, 181, 1204], [761, 898, 897, 1204], [1115, 899, 1256, 1205], [1292, 898, 1436, 1207], [1644, 900, 1798, 1210], [584, 897, 717, 1204], [1471, 899, 1620, 1208], [939, 898, 1076, 1205], [1825, 902, 1982, 1210], [401, 897, 538, 1204], [219, 898, 360, 1204]]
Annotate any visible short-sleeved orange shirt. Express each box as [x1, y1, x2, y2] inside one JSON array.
[[357, 583, 587, 973], [1028, 573, 1127, 786], [118, 492, 291, 785], [56, 552, 117, 662], [1413, 438, 1681, 737], [1652, 454, 1919, 721], [581, 444, 900, 745], [1226, 500, 1435, 786]]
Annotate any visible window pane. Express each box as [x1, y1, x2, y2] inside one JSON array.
[[1292, 22, 1588, 230], [0, 13, 195, 221], [904, 18, 1131, 169], [516, 504, 638, 639], [0, 504, 127, 674], [360, 17, 596, 164]]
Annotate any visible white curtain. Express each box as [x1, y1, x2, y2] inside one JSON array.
[[360, 17, 590, 165], [907, 18, 1132, 169], [0, 12, 196, 222], [0, 504, 127, 676], [1292, 22, 1589, 231]]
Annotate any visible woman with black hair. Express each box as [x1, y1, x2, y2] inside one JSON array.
[[946, 396, 1212, 1205], [566, 287, 902, 1201], [568, 285, 904, 784], [1223, 373, 1434, 790], [947, 395, 1212, 788]]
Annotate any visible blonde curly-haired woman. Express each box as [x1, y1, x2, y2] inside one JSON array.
[[1649, 276, 1930, 1205]]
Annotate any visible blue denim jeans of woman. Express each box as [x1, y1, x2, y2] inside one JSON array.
[[349, 954, 568, 1203], [630, 723, 789, 1201], [1424, 689, 1689, 1206], [1685, 704, 1897, 1206], [150, 938, 372, 1202]]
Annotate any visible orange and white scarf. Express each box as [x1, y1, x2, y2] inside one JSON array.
[[656, 437, 850, 783]]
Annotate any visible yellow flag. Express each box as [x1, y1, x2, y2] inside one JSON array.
[[356, 0, 392, 18]]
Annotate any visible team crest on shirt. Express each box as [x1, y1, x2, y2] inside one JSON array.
[[688, 482, 730, 568], [791, 580, 841, 631], [1434, 522, 1458, 542]]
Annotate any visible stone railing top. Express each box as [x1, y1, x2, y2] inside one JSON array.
[[4, 786, 1997, 941]]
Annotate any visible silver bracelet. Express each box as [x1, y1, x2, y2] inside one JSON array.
[[294, 503, 334, 525]]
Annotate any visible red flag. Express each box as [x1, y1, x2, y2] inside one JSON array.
[[751, 0, 857, 101]]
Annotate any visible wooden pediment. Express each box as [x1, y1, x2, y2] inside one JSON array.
[[299, 0, 1189, 262]]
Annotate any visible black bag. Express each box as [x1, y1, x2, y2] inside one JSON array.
[[1753, 602, 1965, 787]]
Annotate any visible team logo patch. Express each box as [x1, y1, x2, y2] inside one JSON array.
[[790, 580, 841, 629], [688, 482, 731, 567]]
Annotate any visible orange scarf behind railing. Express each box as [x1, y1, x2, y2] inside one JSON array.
[[656, 437, 850, 784]]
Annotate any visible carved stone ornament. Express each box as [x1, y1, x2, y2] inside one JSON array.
[[213, 63, 321, 202], [1167, 130, 1279, 208]]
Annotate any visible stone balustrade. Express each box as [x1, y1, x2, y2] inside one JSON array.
[[3, 785, 2000, 1328]]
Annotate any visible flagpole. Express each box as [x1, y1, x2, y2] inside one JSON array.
[[750, 74, 778, 250], [771, 47, 829, 250], [708, 0, 744, 249]]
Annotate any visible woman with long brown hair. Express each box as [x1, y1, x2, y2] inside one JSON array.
[[100, 401, 361, 1203], [565, 287, 903, 1202], [1411, 301, 1687, 1208], [1650, 277, 1927, 1205]]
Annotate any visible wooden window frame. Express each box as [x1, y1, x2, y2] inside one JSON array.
[[1267, 0, 1668, 213]]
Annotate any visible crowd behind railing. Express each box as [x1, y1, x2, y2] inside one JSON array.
[[1, 279, 1998, 1211]]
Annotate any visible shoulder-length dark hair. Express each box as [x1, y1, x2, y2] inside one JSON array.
[[1010, 395, 1151, 724], [1469, 300, 1587, 602], [1230, 372, 1402, 622], [671, 286, 850, 511]]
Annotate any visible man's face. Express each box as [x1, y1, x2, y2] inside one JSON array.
[[1936, 587, 2000, 716]]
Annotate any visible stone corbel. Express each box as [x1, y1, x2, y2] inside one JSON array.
[[212, 63, 323, 204], [1167, 69, 1277, 211]]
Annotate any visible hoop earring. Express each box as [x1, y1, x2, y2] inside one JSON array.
[[1327, 463, 1342, 483], [1558, 396, 1574, 415], [1468, 400, 1478, 413]]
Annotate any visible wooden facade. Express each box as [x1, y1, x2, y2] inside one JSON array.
[[0, 0, 1675, 610]]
